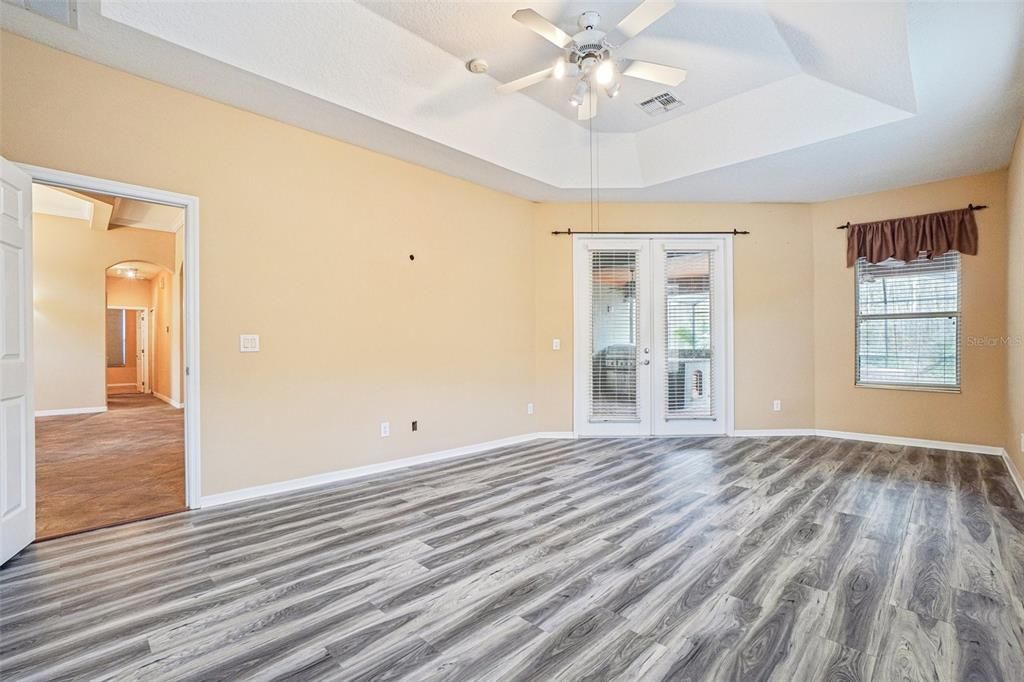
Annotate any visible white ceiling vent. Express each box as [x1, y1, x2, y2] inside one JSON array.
[[637, 92, 683, 116], [3, 0, 78, 28]]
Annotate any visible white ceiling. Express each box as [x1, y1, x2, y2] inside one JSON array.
[[3, 1, 1023, 202], [358, 1, 806, 134], [32, 184, 93, 222], [30, 183, 183, 232], [108, 198, 184, 233]]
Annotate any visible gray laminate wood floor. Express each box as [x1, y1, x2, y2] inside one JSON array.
[[2, 436, 1024, 681]]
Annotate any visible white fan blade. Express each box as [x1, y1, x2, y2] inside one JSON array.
[[496, 67, 554, 94], [608, 1, 675, 45], [512, 9, 573, 48], [622, 60, 687, 86], [578, 92, 596, 120]]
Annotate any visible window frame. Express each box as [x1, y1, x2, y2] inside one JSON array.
[[853, 252, 962, 393]]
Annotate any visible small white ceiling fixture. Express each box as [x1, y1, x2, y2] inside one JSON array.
[[497, 2, 685, 122], [108, 261, 165, 280]]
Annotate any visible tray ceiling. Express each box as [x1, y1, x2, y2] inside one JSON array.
[[2, 1, 1022, 202]]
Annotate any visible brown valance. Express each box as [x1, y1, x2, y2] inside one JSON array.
[[845, 207, 978, 267]]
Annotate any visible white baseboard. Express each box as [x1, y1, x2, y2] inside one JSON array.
[[35, 406, 107, 417], [153, 392, 184, 409], [734, 427, 1004, 457], [1002, 450, 1024, 503], [814, 429, 1005, 457], [106, 383, 136, 388], [200, 431, 577, 508]]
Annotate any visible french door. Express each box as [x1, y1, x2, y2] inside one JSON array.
[[573, 236, 731, 437]]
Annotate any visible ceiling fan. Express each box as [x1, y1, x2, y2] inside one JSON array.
[[497, 1, 686, 120]]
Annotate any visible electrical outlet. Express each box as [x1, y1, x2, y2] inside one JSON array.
[[380, 422, 390, 438], [552, 338, 561, 351], [772, 400, 781, 412], [527, 403, 534, 415]]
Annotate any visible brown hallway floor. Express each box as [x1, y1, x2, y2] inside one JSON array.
[[35, 393, 185, 539]]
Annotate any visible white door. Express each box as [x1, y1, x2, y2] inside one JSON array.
[[136, 310, 147, 393], [651, 239, 728, 435], [1, 158, 35, 565], [573, 239, 653, 436], [574, 235, 730, 437]]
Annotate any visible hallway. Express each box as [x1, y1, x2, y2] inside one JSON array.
[[35, 394, 185, 539]]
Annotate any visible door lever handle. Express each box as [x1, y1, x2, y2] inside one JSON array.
[[641, 359, 651, 366]]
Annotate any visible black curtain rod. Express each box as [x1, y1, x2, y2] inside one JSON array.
[[836, 204, 987, 230], [551, 229, 750, 236]]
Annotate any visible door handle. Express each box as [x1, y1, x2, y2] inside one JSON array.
[[640, 359, 651, 366]]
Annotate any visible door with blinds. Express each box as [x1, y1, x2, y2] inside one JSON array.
[[574, 236, 729, 437]]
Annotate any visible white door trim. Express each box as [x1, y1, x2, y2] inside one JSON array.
[[19, 163, 202, 509], [572, 233, 735, 437]]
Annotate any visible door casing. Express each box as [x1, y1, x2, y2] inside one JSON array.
[[572, 233, 735, 438], [18, 163, 202, 511]]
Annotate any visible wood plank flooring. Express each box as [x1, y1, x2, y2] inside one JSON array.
[[34, 393, 186, 539], [2, 436, 1023, 680]]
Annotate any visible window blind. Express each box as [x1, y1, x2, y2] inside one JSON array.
[[106, 309, 126, 368], [590, 250, 639, 421], [664, 251, 713, 418], [855, 251, 960, 390]]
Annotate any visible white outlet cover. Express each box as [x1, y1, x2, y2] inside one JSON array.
[[239, 334, 260, 352], [380, 422, 390, 438], [552, 339, 561, 350], [527, 402, 534, 415], [772, 400, 781, 411]]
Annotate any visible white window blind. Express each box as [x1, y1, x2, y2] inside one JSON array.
[[590, 250, 639, 421], [664, 251, 713, 418], [855, 251, 960, 390]]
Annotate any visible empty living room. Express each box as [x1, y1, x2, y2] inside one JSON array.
[[2, 1, 1024, 680]]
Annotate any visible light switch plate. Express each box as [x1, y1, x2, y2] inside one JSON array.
[[239, 334, 260, 352]]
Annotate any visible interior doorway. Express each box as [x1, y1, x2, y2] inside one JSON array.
[[22, 170, 198, 541], [573, 234, 734, 437]]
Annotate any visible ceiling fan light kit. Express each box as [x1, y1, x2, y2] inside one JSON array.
[[498, 1, 687, 121]]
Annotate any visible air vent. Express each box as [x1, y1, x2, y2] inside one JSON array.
[[3, 0, 78, 28], [637, 92, 683, 116]]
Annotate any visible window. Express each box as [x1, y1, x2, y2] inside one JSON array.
[[106, 308, 126, 367], [855, 251, 960, 390]]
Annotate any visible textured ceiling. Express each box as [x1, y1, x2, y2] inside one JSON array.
[[3, 1, 1023, 202], [358, 1, 803, 133]]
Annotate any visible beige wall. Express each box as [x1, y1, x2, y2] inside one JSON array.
[[31, 210, 175, 412], [4, 33, 537, 495], [532, 202, 816, 433], [5, 34, 1016, 496], [811, 171, 1009, 447], [151, 270, 173, 399], [106, 276, 152, 309], [1007, 121, 1024, 475]]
